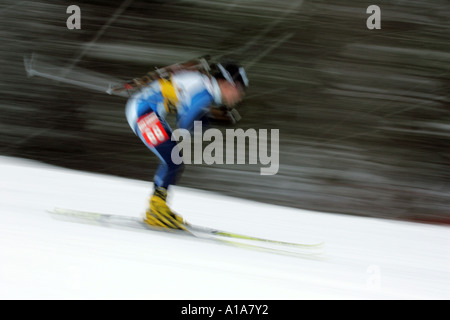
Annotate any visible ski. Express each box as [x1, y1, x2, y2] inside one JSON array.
[[188, 224, 323, 249], [49, 207, 324, 258]]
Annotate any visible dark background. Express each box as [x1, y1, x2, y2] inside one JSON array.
[[1, 0, 448, 223]]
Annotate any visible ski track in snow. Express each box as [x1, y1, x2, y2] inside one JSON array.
[[0, 156, 448, 299]]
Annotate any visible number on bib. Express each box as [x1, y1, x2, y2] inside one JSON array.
[[137, 113, 169, 147]]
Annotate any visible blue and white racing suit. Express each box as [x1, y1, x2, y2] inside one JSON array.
[[125, 71, 222, 188]]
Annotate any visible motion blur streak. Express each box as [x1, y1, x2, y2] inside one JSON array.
[[0, 0, 448, 222]]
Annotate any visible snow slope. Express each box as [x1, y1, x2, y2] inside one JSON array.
[[0, 156, 448, 299]]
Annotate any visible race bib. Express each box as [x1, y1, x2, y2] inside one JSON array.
[[137, 113, 170, 147]]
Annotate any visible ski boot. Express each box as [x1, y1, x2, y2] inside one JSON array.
[[144, 186, 189, 231]]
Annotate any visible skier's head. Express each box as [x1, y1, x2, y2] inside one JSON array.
[[212, 60, 248, 107]]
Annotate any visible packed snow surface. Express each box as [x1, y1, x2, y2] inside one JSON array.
[[0, 156, 448, 299]]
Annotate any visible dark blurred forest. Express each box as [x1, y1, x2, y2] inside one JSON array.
[[0, 0, 448, 223]]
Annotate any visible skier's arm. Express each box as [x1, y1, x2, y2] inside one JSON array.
[[177, 93, 212, 131]]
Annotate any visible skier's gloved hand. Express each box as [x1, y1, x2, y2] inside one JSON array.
[[226, 108, 241, 124], [218, 105, 242, 124], [208, 106, 241, 124]]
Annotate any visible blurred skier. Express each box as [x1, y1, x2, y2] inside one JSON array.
[[125, 61, 248, 230]]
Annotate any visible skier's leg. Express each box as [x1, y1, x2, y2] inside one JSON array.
[[151, 131, 185, 189], [125, 101, 187, 229], [126, 97, 185, 187], [140, 122, 187, 230]]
